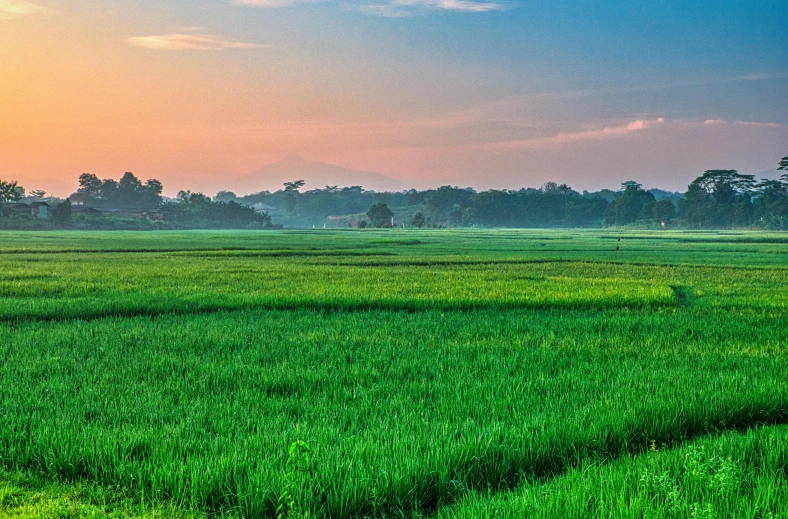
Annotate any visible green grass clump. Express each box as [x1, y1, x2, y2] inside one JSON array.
[[0, 229, 785, 517], [441, 425, 788, 519], [0, 469, 210, 518]]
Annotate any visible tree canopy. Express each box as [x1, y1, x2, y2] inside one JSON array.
[[0, 179, 24, 204], [604, 181, 656, 226], [77, 172, 163, 208], [679, 170, 759, 228], [164, 191, 273, 228], [366, 203, 394, 228]]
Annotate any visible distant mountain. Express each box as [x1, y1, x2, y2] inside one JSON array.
[[235, 155, 407, 194]]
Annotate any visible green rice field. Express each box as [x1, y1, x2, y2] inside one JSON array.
[[1, 229, 786, 518]]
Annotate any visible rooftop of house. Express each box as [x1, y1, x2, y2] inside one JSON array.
[[94, 208, 164, 213], [4, 201, 50, 208]]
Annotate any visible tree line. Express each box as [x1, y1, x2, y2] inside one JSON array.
[[2, 155, 787, 229], [221, 155, 788, 229], [74, 172, 164, 208], [0, 172, 274, 229], [165, 191, 274, 229]]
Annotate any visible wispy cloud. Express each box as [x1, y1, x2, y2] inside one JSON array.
[[0, 0, 45, 20], [703, 119, 781, 128], [484, 118, 666, 151], [232, 0, 322, 6], [431, 73, 788, 131], [126, 33, 269, 51], [407, 0, 503, 12], [361, 0, 504, 16], [234, 0, 504, 15], [734, 72, 788, 82]]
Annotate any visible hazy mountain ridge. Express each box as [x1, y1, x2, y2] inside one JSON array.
[[236, 155, 407, 194]]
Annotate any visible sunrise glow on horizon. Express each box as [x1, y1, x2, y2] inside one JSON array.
[[1, 0, 786, 197]]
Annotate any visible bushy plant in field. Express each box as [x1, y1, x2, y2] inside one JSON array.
[[637, 448, 742, 519], [277, 441, 312, 519], [442, 427, 788, 518]]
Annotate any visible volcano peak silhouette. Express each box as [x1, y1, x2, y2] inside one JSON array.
[[238, 155, 406, 193]]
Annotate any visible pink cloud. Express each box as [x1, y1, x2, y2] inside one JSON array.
[[126, 33, 268, 51], [481, 118, 666, 151], [0, 0, 45, 20]]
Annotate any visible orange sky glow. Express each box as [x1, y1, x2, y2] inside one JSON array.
[[1, 1, 786, 196]]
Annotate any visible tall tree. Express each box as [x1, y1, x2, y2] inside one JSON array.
[[76, 172, 163, 208], [651, 200, 676, 222], [214, 191, 237, 202], [282, 180, 305, 214], [141, 179, 164, 207], [99, 178, 119, 204], [425, 186, 475, 225], [604, 181, 656, 225], [116, 172, 144, 207], [541, 181, 560, 193], [0, 179, 24, 204], [366, 202, 394, 228], [283, 180, 305, 192], [753, 178, 788, 229], [557, 183, 573, 220], [778, 155, 788, 182], [77, 173, 102, 202], [678, 170, 756, 227]]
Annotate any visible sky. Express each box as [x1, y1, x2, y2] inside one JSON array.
[[1, 0, 786, 196]]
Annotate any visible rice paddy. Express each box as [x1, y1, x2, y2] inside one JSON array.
[[1, 229, 786, 518]]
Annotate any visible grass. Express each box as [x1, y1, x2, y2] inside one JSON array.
[[440, 425, 788, 519], [0, 469, 208, 518], [0, 228, 786, 517]]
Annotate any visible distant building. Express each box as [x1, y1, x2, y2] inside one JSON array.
[[66, 193, 165, 220], [68, 193, 88, 206], [71, 206, 103, 217], [93, 208, 165, 220], [1, 202, 49, 219]]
